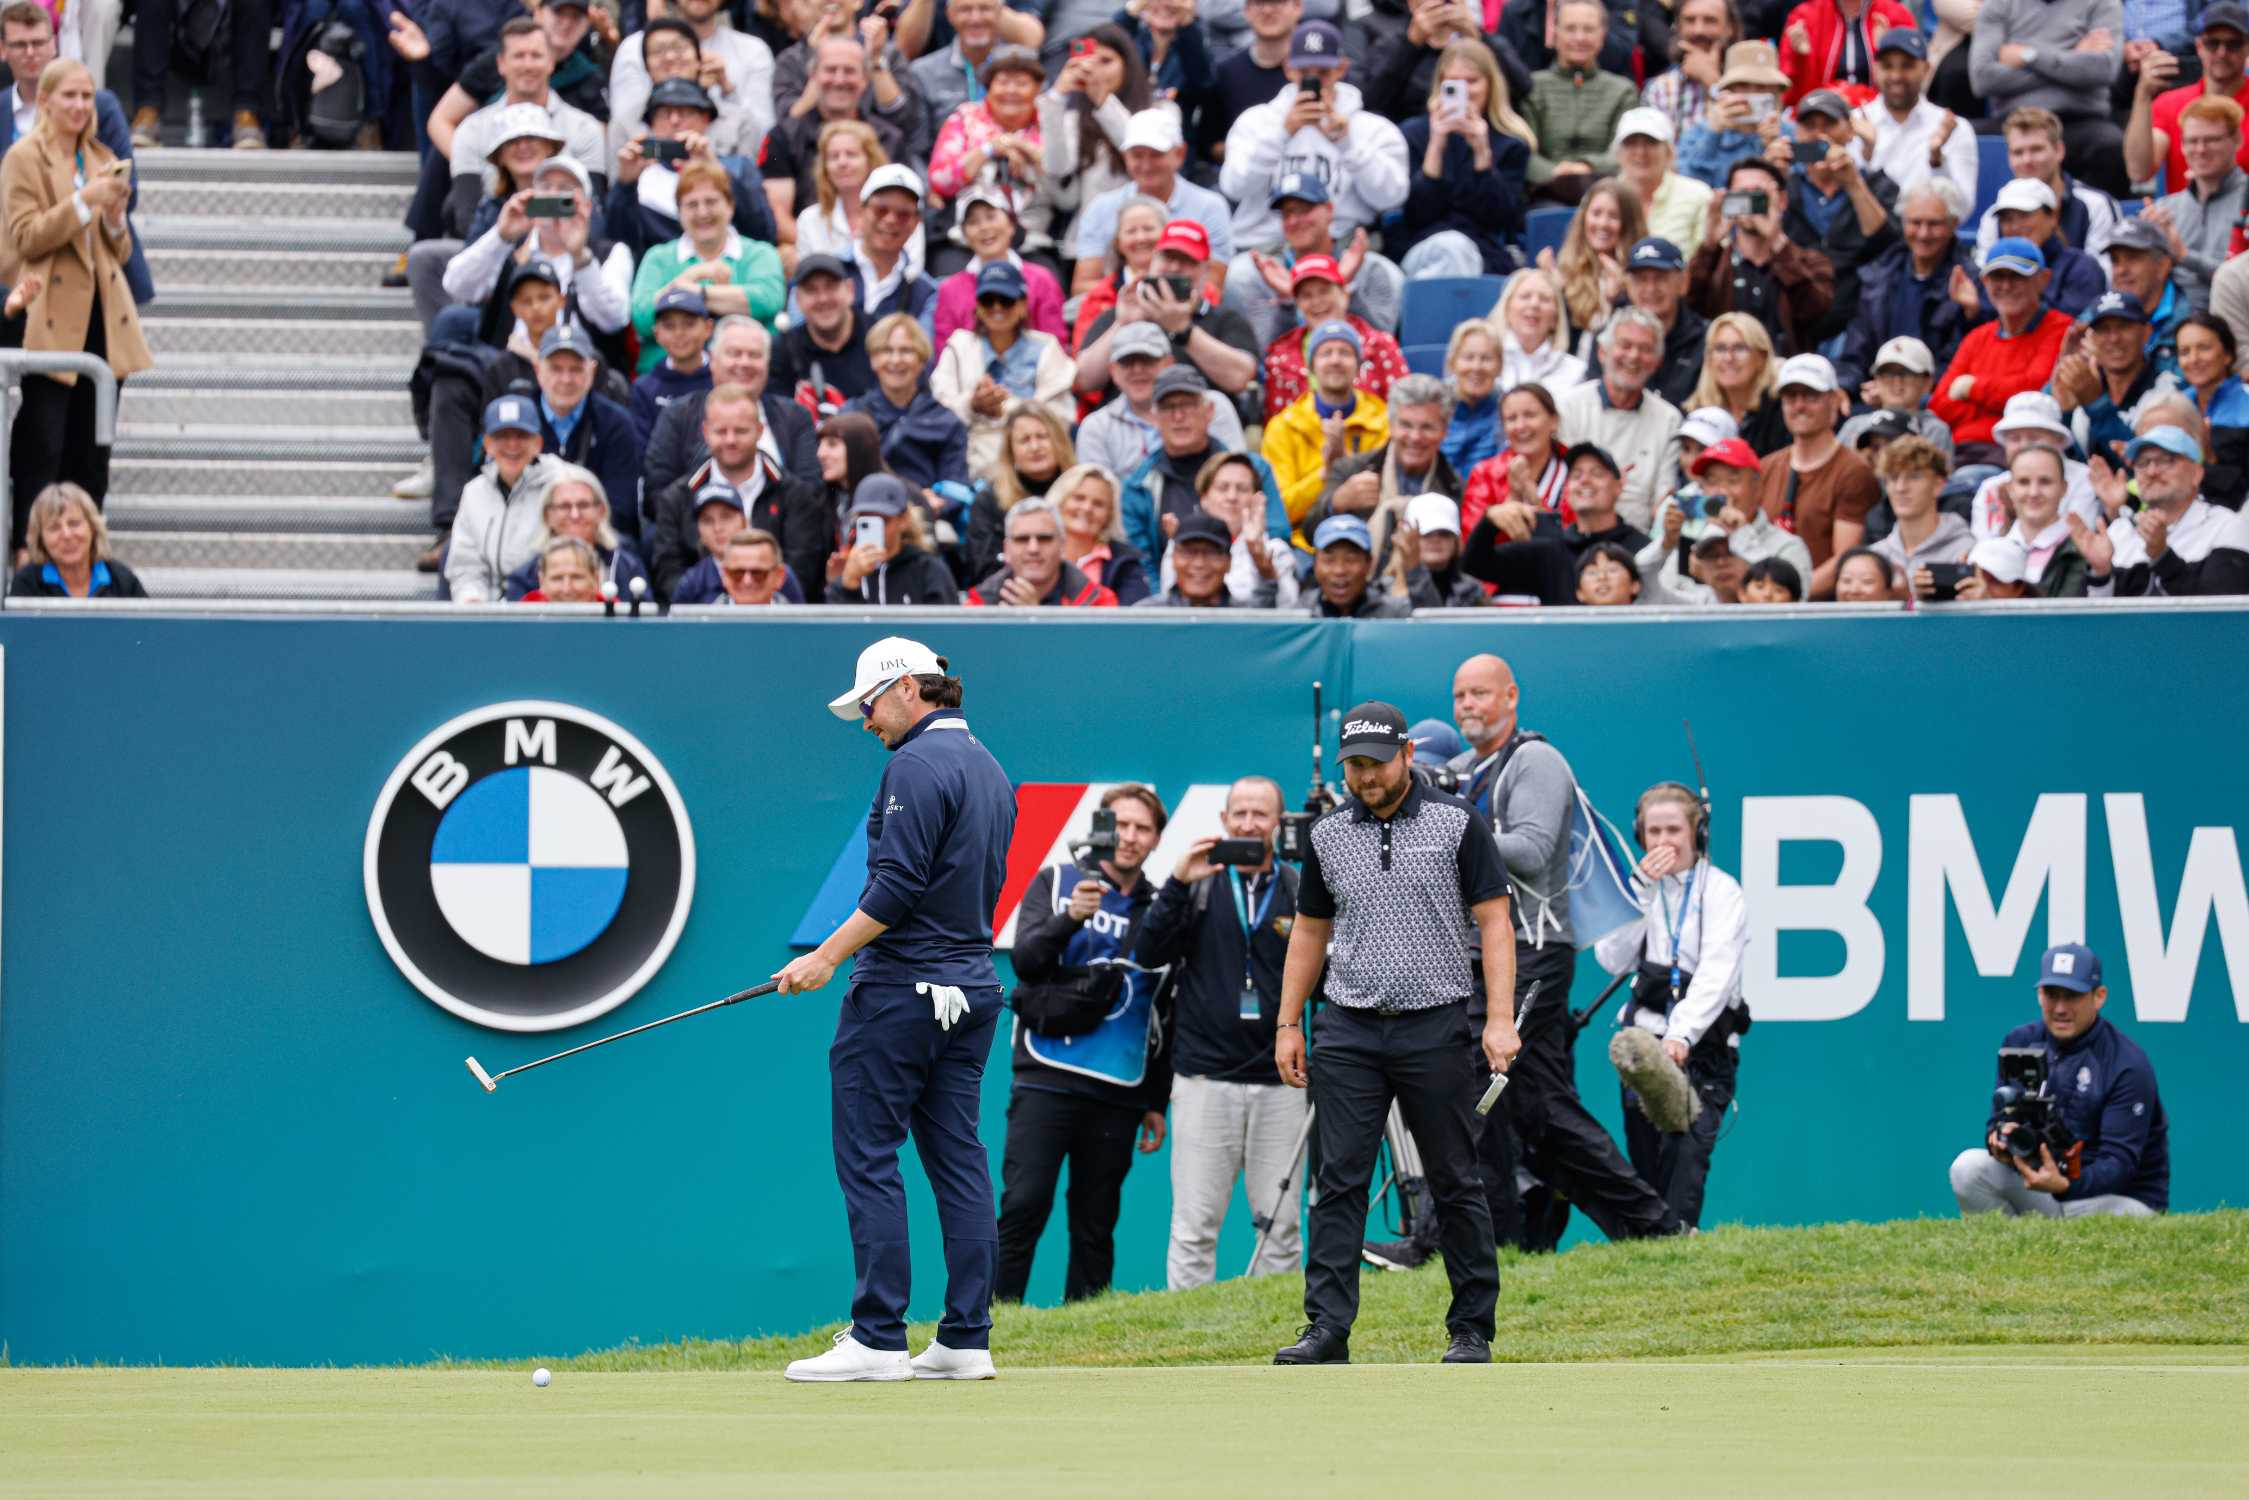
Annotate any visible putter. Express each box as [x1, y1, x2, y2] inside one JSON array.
[[1475, 1071, 1510, 1117], [465, 979, 782, 1093]]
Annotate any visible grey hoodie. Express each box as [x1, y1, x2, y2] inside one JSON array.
[[445, 453, 563, 604], [1869, 511, 1975, 573]]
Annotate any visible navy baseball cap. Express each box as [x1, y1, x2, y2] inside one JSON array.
[[1289, 19, 1344, 68], [2201, 2, 2248, 35], [793, 252, 850, 287], [2106, 217, 2174, 257], [2038, 943, 2102, 994], [1628, 236, 1685, 271], [1313, 514, 1373, 552], [1563, 441, 1623, 476], [975, 260, 1027, 301], [654, 287, 710, 319], [1172, 511, 1232, 550], [849, 473, 914, 517], [1875, 27, 1927, 58], [1797, 88, 1852, 122], [1153, 365, 1209, 402], [2088, 290, 2150, 326], [1337, 701, 1412, 763], [483, 393, 540, 437], [1270, 171, 1330, 208], [647, 77, 718, 116], [507, 260, 562, 296], [539, 322, 596, 360], [694, 481, 744, 515]]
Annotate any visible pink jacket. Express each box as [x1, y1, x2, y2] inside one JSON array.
[[931, 259, 1068, 356]]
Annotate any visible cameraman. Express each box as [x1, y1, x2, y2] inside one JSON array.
[[1949, 944, 2170, 1219], [997, 784, 1174, 1303], [1132, 776, 1307, 1290], [1593, 782, 1749, 1230]]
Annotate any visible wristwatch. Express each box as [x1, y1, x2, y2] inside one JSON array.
[[2018, 46, 2039, 64]]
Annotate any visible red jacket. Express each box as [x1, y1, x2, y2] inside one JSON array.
[[1261, 316, 1411, 423], [1926, 309, 2074, 447], [964, 560, 1118, 607], [1780, 0, 1917, 107]]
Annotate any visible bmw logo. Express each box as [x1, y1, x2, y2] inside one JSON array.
[[364, 701, 696, 1033]]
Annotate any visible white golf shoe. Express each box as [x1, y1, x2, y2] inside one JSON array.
[[910, 1341, 998, 1380], [783, 1330, 913, 1383]]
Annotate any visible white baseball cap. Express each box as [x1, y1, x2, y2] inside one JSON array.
[[860, 163, 925, 204], [1970, 536, 2031, 585], [828, 636, 947, 721], [1776, 353, 1838, 394], [1873, 336, 1934, 377], [1404, 493, 1461, 537], [1678, 406, 1740, 449], [1122, 107, 1184, 154], [1992, 177, 2059, 215], [1612, 106, 1674, 147]]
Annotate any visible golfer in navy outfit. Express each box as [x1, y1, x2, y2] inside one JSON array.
[[775, 636, 1016, 1383]]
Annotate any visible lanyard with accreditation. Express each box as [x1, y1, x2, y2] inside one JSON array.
[[1227, 869, 1276, 1020]]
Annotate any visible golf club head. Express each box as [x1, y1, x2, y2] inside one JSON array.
[[465, 1056, 498, 1093]]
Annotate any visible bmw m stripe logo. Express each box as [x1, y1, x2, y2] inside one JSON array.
[[365, 701, 695, 1033]]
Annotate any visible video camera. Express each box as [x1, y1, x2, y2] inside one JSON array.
[[1071, 806, 1119, 884], [1991, 1047, 2083, 1181]]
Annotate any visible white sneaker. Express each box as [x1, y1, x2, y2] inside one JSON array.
[[910, 1341, 997, 1380], [783, 1330, 913, 1383], [391, 458, 434, 500]]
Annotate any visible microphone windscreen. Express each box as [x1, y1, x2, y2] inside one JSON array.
[[1610, 1025, 1702, 1134]]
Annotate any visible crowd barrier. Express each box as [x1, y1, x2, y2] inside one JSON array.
[[2, 604, 2243, 1364]]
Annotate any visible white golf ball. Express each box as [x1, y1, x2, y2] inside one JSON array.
[[532, 1367, 551, 1387]]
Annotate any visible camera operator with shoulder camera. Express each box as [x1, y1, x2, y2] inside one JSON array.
[[1949, 944, 2171, 1219], [1131, 776, 1308, 1290], [997, 784, 1174, 1304], [1594, 782, 1749, 1231]]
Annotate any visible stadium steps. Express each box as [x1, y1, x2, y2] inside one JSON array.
[[112, 148, 432, 599]]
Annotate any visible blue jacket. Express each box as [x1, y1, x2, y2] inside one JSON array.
[[1395, 117, 1527, 272], [1992, 1017, 2169, 1211], [1011, 859, 1171, 1109], [841, 385, 969, 491], [847, 258, 939, 334], [1676, 119, 1794, 191], [1, 89, 153, 307], [502, 539, 650, 601], [1834, 238, 1976, 392], [1442, 393, 1501, 476], [629, 361, 713, 448], [540, 393, 645, 542], [853, 707, 1016, 990], [1119, 445, 1289, 567]]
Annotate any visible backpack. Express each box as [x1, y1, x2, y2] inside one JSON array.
[[302, 19, 367, 150]]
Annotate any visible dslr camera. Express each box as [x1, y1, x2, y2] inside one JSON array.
[[1990, 1047, 2083, 1180], [1411, 763, 1465, 795]]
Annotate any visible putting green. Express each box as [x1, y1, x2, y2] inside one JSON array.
[[4, 1347, 2245, 1498]]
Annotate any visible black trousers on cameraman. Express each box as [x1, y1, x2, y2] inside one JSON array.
[[994, 1085, 1140, 1303], [1622, 1026, 1739, 1231]]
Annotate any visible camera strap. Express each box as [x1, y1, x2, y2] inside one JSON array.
[[1776, 466, 1802, 535]]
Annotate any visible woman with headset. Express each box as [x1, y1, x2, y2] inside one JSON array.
[[1591, 781, 1752, 1231]]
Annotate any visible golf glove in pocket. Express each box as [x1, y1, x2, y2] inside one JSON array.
[[918, 982, 969, 1031]]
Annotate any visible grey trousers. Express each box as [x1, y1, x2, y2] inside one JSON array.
[[1166, 1073, 1308, 1290], [1949, 1150, 2158, 1219], [408, 238, 467, 333]]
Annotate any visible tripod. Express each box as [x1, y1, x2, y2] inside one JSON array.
[[1245, 1102, 1429, 1275]]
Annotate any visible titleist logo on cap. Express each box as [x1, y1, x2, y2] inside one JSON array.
[[1342, 719, 1401, 739]]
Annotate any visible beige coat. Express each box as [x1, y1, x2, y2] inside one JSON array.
[[2, 121, 153, 385]]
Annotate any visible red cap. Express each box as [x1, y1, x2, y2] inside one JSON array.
[[1290, 253, 1344, 289], [1690, 437, 1760, 476], [1156, 220, 1211, 264]]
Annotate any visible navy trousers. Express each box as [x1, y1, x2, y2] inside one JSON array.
[[829, 979, 1002, 1352]]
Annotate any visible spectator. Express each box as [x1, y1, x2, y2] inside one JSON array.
[[1973, 105, 2121, 265], [1257, 254, 1409, 421], [1152, 453, 1298, 606], [1264, 320, 1393, 533], [1852, 28, 1975, 207], [1220, 20, 1410, 258], [1522, 0, 1637, 203], [631, 160, 788, 370], [9, 482, 144, 597], [1227, 172, 1406, 349], [408, 108, 566, 332], [911, 0, 1017, 125], [632, 290, 717, 446], [1970, 0, 2129, 198], [1685, 310, 1787, 455], [1642, 0, 1738, 138], [1301, 373, 1461, 560], [1556, 309, 1684, 530], [1594, 237, 1710, 407], [1759, 352, 1878, 597], [1462, 381, 1569, 538], [606, 80, 781, 265], [926, 42, 1045, 218], [1676, 39, 1795, 190], [1688, 156, 1835, 357], [530, 324, 645, 542], [1673, 403, 1740, 479], [1135, 507, 1253, 606], [1971, 391, 2104, 537], [1053, 461, 1151, 602], [931, 261, 1076, 473], [1831, 545, 1896, 601], [1368, 0, 1526, 127], [963, 493, 1123, 604], [2078, 422, 2249, 593], [3, 58, 148, 551], [518, 535, 605, 603], [444, 155, 634, 366], [712, 529, 790, 605], [445, 396, 564, 603], [2141, 96, 2249, 312], [1984, 177, 2105, 320], [1785, 87, 1900, 345], [1835, 179, 1975, 394], [502, 465, 652, 601], [1489, 267, 1588, 392], [1072, 194, 1167, 350], [1441, 320, 1504, 474], [1950, 534, 2034, 598], [0, 3, 150, 312], [1640, 436, 1815, 601], [1388, 491, 1486, 607], [1392, 40, 1534, 277], [613, 3, 777, 161], [790, 118, 925, 273], [1076, 320, 1249, 476], [934, 186, 1066, 349], [1037, 23, 1152, 254], [1116, 0, 1215, 126], [1573, 539, 1643, 605], [1775, 0, 1918, 105], [1077, 219, 1261, 398], [1558, 442, 1653, 557], [1498, 0, 1662, 82], [1614, 108, 1713, 259], [1542, 178, 1644, 349], [666, 482, 760, 604], [1305, 513, 1412, 615], [831, 472, 962, 603], [760, 38, 923, 235], [2172, 313, 2249, 506], [964, 402, 1078, 580], [1837, 335, 1952, 462], [2125, 4, 2249, 193], [1204, 0, 1299, 159], [2101, 217, 2191, 368], [1120, 366, 1290, 561], [409, 0, 609, 140], [10, 0, 117, 85], [1740, 554, 1805, 600], [2052, 290, 2167, 471], [648, 381, 827, 599], [813, 408, 886, 539], [1071, 108, 1235, 299], [1929, 238, 2077, 461], [846, 312, 973, 491], [130, 0, 272, 147], [1872, 435, 1974, 593], [644, 314, 821, 507], [430, 20, 608, 241], [1999, 443, 2091, 594], [770, 253, 877, 410]]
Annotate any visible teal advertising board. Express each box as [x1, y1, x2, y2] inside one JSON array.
[[1, 610, 2242, 1365]]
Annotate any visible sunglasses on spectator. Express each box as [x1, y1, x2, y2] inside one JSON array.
[[866, 201, 918, 221], [976, 294, 1019, 310], [723, 565, 776, 582], [550, 499, 604, 516], [2202, 32, 2246, 51]]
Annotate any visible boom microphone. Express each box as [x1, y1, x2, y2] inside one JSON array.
[[1610, 1026, 1702, 1134]]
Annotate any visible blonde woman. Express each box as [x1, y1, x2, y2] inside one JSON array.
[[1441, 319, 1506, 473], [843, 313, 972, 493], [963, 403, 1077, 581], [1685, 311, 1786, 454], [9, 481, 144, 596], [1488, 268, 1585, 392], [501, 465, 652, 601], [1395, 40, 1538, 278], [3, 58, 151, 549], [1535, 177, 1644, 349], [790, 119, 923, 275], [1050, 461, 1150, 604]]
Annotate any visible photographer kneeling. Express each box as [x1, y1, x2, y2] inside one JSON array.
[[1948, 944, 2170, 1220]]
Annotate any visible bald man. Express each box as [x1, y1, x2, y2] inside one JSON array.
[[1442, 655, 1682, 1248]]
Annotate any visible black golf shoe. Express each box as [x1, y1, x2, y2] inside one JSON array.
[[1441, 1329, 1492, 1364], [1274, 1325, 1350, 1365], [1361, 1236, 1433, 1271]]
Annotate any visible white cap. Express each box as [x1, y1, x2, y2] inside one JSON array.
[[486, 102, 566, 155], [1612, 106, 1674, 147], [1403, 493, 1461, 537], [1970, 536, 2031, 585], [1122, 107, 1184, 154], [1992, 390, 2070, 440], [1872, 336, 1934, 377], [1678, 406, 1740, 449], [532, 153, 593, 197], [828, 636, 946, 721], [1776, 353, 1838, 394], [1992, 177, 2059, 215], [860, 163, 925, 204]]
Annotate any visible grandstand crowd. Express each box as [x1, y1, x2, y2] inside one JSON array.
[[11, 0, 2249, 604]]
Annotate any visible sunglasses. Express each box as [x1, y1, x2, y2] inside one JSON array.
[[723, 565, 776, 582], [2202, 32, 2246, 51], [976, 294, 1020, 309]]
